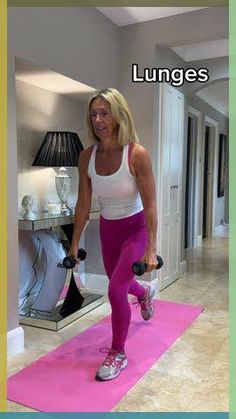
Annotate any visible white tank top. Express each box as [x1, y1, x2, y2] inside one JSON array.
[[88, 144, 143, 220]]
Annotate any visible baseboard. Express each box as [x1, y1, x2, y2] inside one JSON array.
[[78, 273, 160, 298], [7, 326, 24, 358], [214, 224, 228, 237], [214, 225, 223, 235], [196, 235, 202, 247], [179, 260, 187, 275], [79, 273, 108, 294]]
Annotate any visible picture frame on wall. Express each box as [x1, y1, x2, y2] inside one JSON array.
[[217, 133, 226, 198]]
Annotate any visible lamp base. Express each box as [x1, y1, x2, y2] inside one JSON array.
[[60, 201, 73, 215], [55, 168, 72, 215]]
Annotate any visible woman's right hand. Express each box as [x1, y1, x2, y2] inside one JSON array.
[[67, 245, 80, 265]]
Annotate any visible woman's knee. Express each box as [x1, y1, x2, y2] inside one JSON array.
[[108, 281, 128, 305]]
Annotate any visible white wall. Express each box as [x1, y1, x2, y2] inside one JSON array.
[[8, 7, 119, 333]]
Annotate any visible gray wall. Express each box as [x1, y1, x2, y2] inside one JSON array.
[[186, 56, 229, 95], [188, 94, 229, 226], [8, 7, 119, 332], [119, 8, 228, 263], [155, 49, 229, 258], [118, 7, 228, 143], [10, 8, 119, 89], [16, 80, 87, 214]]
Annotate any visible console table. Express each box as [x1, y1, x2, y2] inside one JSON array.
[[18, 210, 105, 331]]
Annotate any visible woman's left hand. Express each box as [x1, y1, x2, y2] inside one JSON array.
[[141, 249, 157, 272]]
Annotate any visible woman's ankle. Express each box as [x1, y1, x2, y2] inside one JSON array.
[[138, 287, 148, 302]]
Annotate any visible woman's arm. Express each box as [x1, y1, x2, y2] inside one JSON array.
[[131, 144, 158, 271], [69, 148, 92, 260]]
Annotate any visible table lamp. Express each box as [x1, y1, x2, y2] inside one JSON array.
[[32, 131, 84, 214]]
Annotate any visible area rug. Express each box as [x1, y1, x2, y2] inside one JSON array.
[[8, 300, 203, 412]]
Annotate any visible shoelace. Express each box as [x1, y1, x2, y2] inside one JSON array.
[[132, 289, 149, 309], [99, 347, 124, 368], [133, 300, 152, 311]]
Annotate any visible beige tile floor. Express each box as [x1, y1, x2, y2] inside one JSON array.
[[7, 235, 229, 412]]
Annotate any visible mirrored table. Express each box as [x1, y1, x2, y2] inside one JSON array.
[[18, 210, 105, 330]]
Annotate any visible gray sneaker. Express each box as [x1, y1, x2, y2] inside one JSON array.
[[135, 284, 155, 321], [96, 348, 128, 381]]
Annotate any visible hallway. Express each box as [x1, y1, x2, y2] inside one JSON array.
[[7, 235, 229, 412]]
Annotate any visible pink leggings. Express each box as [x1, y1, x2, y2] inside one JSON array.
[[100, 210, 148, 352]]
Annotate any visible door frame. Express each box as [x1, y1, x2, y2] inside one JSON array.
[[202, 115, 219, 239], [187, 106, 202, 248], [154, 83, 185, 289], [154, 83, 164, 259]]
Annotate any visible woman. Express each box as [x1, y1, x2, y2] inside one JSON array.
[[68, 88, 158, 381]]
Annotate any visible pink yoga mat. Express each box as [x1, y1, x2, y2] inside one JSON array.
[[8, 300, 203, 412]]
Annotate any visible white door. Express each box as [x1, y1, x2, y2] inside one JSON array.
[[158, 84, 184, 290]]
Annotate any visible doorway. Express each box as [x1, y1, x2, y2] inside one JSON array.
[[185, 115, 197, 249], [202, 125, 210, 239], [202, 117, 219, 241]]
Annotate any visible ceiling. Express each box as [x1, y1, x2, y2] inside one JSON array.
[[171, 39, 228, 62], [15, 57, 96, 100], [196, 80, 228, 116], [95, 7, 207, 27], [15, 7, 228, 117]]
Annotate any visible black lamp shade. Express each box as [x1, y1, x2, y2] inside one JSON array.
[[32, 131, 84, 167]]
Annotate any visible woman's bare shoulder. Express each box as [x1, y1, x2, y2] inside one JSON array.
[[79, 145, 94, 163], [130, 143, 150, 176], [131, 143, 150, 161], [78, 145, 95, 174]]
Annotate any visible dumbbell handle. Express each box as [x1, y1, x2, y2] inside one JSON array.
[[63, 248, 87, 269], [132, 255, 164, 276]]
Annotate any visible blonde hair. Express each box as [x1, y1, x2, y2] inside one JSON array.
[[86, 88, 139, 145]]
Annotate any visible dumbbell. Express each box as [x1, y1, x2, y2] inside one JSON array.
[[63, 248, 87, 269], [132, 255, 164, 276]]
